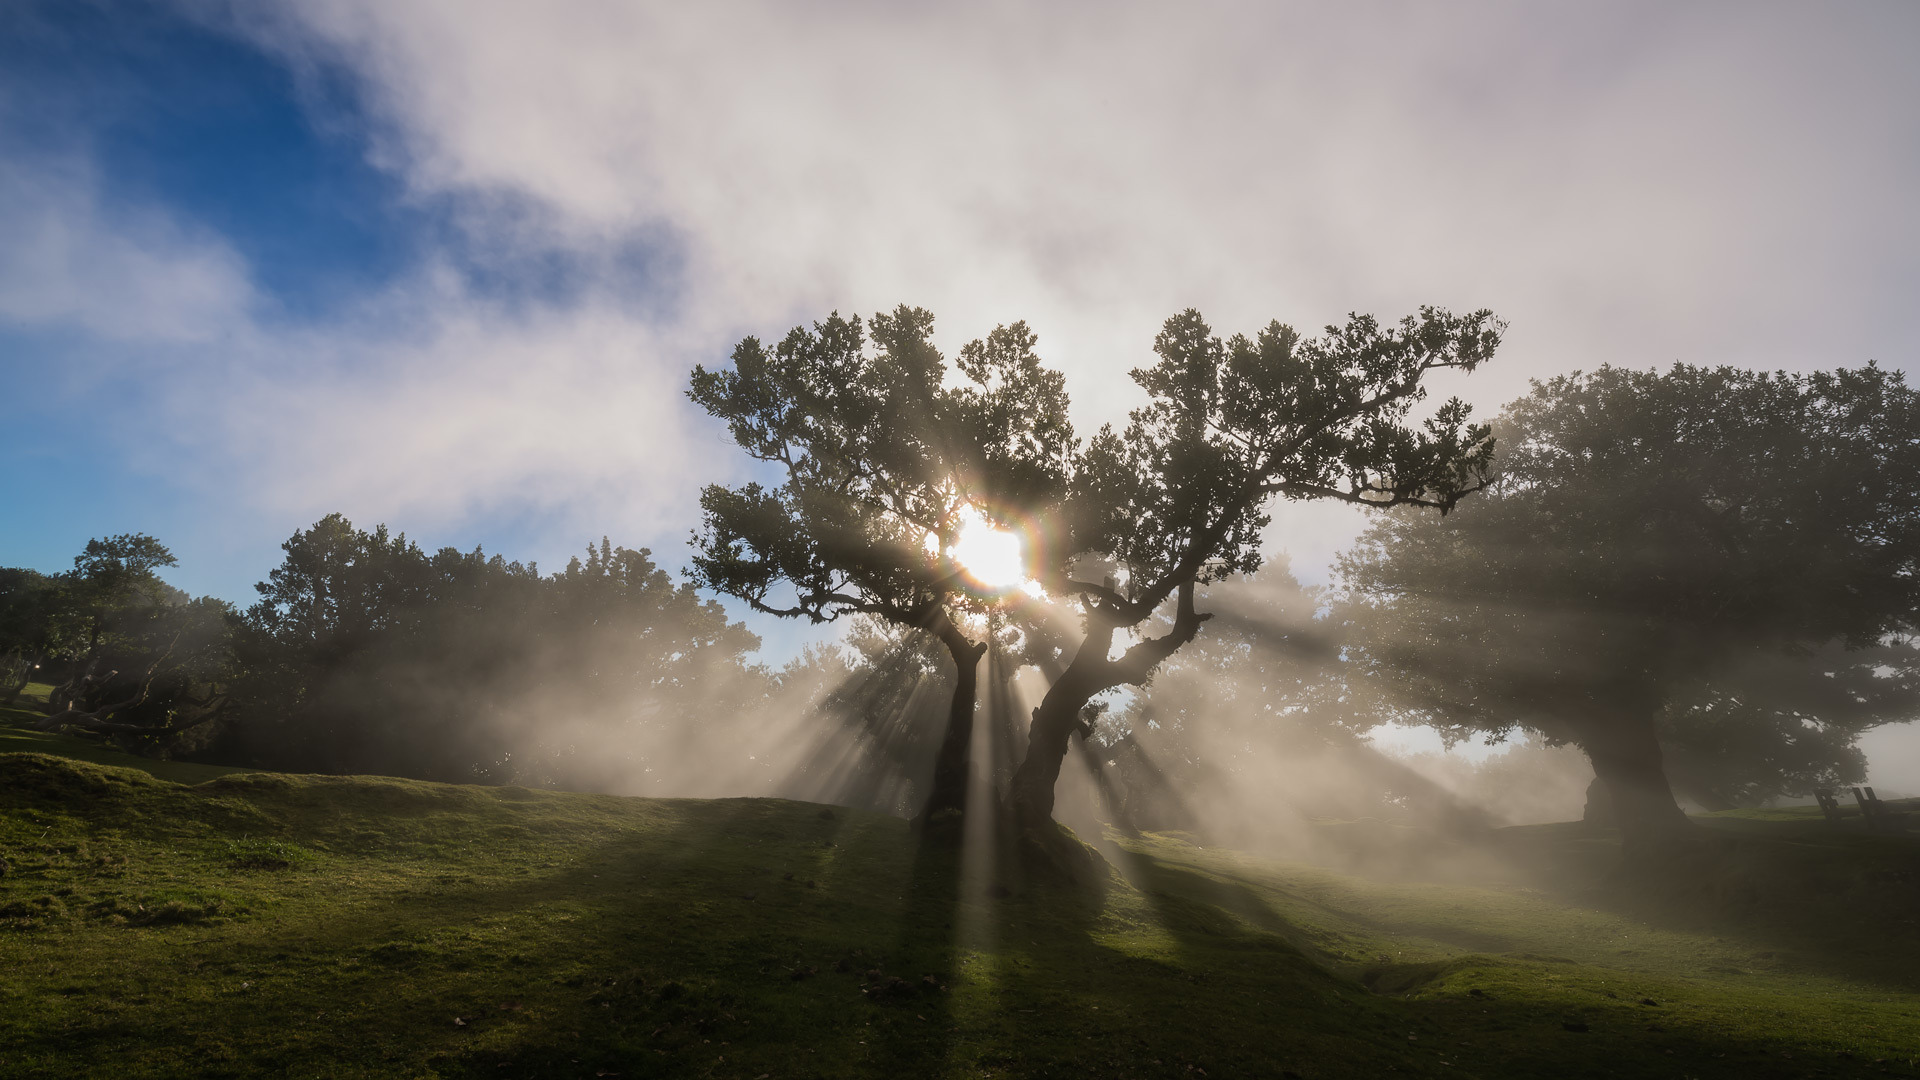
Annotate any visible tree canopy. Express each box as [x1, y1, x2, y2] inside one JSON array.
[[688, 306, 1075, 823], [224, 514, 762, 784], [1337, 363, 1920, 846], [1007, 306, 1503, 826], [8, 535, 233, 749]]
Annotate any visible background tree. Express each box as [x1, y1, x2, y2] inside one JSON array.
[[0, 567, 59, 705], [1008, 307, 1503, 828], [224, 514, 761, 784], [1336, 364, 1920, 849], [23, 535, 235, 750], [689, 306, 1075, 825]]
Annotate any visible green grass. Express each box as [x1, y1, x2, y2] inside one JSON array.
[[1, 750, 1917, 1079]]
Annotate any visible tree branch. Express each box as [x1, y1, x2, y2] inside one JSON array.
[[1260, 476, 1490, 510], [1100, 581, 1213, 691]]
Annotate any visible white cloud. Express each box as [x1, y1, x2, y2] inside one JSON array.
[[14, 0, 1920, 588], [0, 153, 254, 343], [154, 269, 720, 548], [227, 0, 1918, 415]]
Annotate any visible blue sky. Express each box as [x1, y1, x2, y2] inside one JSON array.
[[2, 1, 696, 608], [5, 1, 1920, 784]]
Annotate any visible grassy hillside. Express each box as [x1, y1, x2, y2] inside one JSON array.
[[1, 750, 1917, 1079]]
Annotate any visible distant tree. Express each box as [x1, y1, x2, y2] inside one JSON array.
[[689, 307, 1074, 825], [0, 567, 59, 705], [1337, 365, 1920, 850], [22, 535, 234, 748], [1007, 308, 1502, 830], [227, 514, 761, 783]]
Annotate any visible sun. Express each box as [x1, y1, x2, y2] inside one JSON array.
[[948, 505, 1029, 591]]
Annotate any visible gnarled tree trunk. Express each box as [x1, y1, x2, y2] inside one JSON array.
[[1010, 660, 1107, 827], [913, 628, 988, 830], [1010, 583, 1210, 830], [1573, 702, 1693, 852]]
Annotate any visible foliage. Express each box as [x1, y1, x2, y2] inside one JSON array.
[[1010, 306, 1503, 823], [1337, 364, 1920, 828], [689, 306, 1073, 628], [224, 513, 764, 785], [0, 568, 58, 704], [0, 536, 235, 751], [1056, 308, 1501, 599]]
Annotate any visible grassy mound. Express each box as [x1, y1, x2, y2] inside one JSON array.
[[1, 752, 1917, 1079]]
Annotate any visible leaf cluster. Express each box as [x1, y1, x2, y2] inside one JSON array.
[[229, 514, 761, 783], [1336, 363, 1920, 795], [1059, 306, 1501, 621], [688, 306, 1074, 629]]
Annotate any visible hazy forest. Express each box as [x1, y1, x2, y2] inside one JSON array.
[[7, 304, 1920, 1077], [10, 306, 1918, 844]]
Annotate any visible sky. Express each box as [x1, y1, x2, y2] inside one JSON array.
[[5, 1, 1920, 781]]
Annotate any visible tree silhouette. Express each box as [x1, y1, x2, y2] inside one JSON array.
[[689, 306, 1074, 825], [1007, 307, 1502, 828], [20, 535, 234, 747], [1337, 364, 1920, 849], [230, 514, 759, 783]]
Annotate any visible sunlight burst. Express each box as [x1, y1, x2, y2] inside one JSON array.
[[949, 506, 1028, 591]]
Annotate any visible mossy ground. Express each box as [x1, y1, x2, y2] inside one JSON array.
[[2, 715, 1917, 1078]]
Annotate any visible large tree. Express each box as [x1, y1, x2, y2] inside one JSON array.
[[1337, 364, 1920, 849], [1006, 307, 1502, 827], [688, 306, 1074, 825]]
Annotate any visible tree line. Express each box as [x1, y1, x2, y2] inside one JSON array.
[[5, 305, 1917, 857]]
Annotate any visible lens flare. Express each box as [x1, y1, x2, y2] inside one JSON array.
[[950, 506, 1027, 590]]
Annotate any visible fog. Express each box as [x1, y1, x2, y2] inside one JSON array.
[[10, 0, 1920, 883]]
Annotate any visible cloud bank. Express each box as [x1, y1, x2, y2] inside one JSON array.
[[9, 0, 1920, 589]]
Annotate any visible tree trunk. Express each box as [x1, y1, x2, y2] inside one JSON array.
[[1009, 623, 1115, 827], [1576, 705, 1693, 852], [914, 635, 987, 829], [1009, 685, 1084, 826], [1009, 584, 1210, 830], [1581, 776, 1614, 827]]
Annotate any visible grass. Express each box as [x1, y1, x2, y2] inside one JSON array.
[[1, 734, 1918, 1077]]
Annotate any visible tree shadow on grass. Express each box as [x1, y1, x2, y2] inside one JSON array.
[[1100, 837, 1918, 1080], [11, 761, 1916, 1080], [4, 791, 928, 1079], [1487, 820, 1920, 997]]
